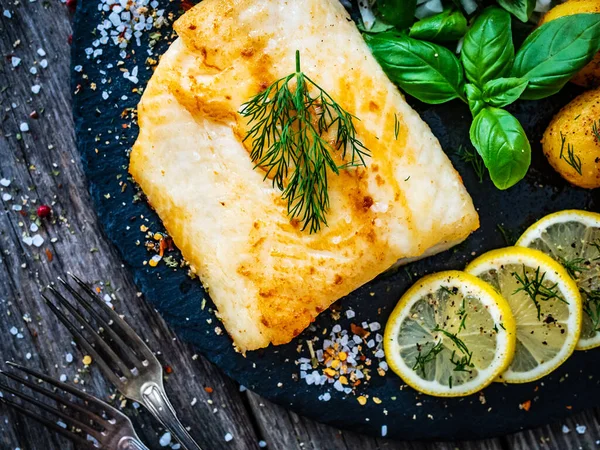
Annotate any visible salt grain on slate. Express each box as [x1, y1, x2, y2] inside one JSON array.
[[2, 193, 12, 201], [3, 10, 11, 18], [0, 178, 10, 187], [11, 56, 21, 67], [10, 327, 18, 336], [224, 433, 233, 442], [31, 85, 41, 94], [158, 432, 171, 447], [19, 122, 29, 132], [32, 235, 44, 247]]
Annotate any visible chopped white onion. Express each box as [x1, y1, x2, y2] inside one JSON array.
[[415, 0, 444, 20], [358, 0, 377, 31]]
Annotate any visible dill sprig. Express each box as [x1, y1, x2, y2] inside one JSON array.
[[457, 299, 468, 333], [433, 326, 474, 373], [559, 132, 582, 176], [412, 340, 444, 377], [240, 50, 370, 233], [557, 255, 587, 279], [394, 114, 400, 140], [512, 265, 567, 321], [592, 120, 600, 143], [456, 145, 486, 183], [497, 224, 515, 246], [583, 289, 600, 333]]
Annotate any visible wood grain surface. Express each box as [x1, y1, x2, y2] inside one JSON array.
[[0, 1, 599, 449]]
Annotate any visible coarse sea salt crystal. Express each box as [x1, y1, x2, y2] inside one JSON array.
[[381, 425, 388, 437], [3, 10, 11, 18], [30, 223, 38, 232], [40, 59, 48, 68], [2, 193, 12, 201], [29, 67, 37, 75], [32, 234, 44, 247], [10, 327, 18, 335], [562, 425, 570, 434], [0, 178, 10, 187], [576, 425, 587, 434], [346, 309, 355, 319], [19, 122, 29, 132], [22, 236, 33, 246], [158, 432, 171, 447], [74, 65, 83, 72], [31, 85, 41, 94], [37, 48, 46, 56], [224, 433, 233, 442], [102, 91, 109, 100], [11, 56, 20, 67]]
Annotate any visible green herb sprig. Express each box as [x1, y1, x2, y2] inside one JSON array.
[[432, 326, 474, 373], [240, 51, 370, 233], [583, 289, 600, 333], [412, 340, 444, 377], [559, 132, 582, 176], [512, 265, 567, 321]]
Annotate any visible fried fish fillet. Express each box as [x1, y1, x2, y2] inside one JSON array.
[[129, 0, 479, 352]]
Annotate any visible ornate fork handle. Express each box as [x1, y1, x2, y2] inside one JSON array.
[[118, 436, 151, 450], [141, 382, 203, 450]]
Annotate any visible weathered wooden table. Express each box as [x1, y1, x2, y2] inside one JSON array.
[[1, 2, 600, 449]]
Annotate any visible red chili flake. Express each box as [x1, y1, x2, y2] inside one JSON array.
[[566, 405, 573, 410], [36, 204, 51, 218], [519, 400, 531, 411], [68, 34, 73, 45], [30, 111, 39, 119], [181, 0, 195, 11], [350, 323, 370, 339], [164, 365, 173, 374], [45, 249, 53, 262], [204, 387, 213, 393], [66, 0, 77, 12]]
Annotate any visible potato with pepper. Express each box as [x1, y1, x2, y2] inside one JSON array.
[[542, 88, 600, 189], [540, 0, 600, 88]]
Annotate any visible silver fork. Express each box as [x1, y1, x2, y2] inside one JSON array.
[[0, 361, 149, 450], [43, 274, 202, 450]]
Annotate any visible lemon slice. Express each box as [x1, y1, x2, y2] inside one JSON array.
[[466, 247, 582, 383], [384, 271, 516, 397], [516, 210, 600, 350]]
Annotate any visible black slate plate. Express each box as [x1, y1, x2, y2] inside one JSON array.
[[72, 0, 600, 441]]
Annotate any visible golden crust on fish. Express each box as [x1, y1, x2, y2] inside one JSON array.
[[129, 0, 479, 352]]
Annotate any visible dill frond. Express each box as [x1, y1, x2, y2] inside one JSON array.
[[240, 51, 370, 233]]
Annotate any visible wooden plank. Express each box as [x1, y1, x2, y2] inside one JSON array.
[[0, 2, 258, 449], [1, 0, 600, 450], [247, 390, 506, 450], [505, 408, 600, 450]]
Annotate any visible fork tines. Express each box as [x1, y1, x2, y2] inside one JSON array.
[[0, 362, 110, 449], [42, 274, 157, 390]]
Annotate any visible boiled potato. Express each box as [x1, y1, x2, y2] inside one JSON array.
[[542, 88, 600, 189], [540, 0, 600, 88]]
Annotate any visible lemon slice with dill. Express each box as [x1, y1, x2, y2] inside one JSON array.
[[516, 210, 600, 350], [466, 247, 582, 383], [384, 271, 516, 397]]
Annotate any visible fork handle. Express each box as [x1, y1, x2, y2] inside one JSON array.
[[118, 436, 151, 450], [141, 381, 203, 450]]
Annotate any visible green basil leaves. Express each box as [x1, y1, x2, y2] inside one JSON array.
[[365, 4, 600, 190], [365, 32, 465, 104], [470, 108, 531, 190], [512, 14, 600, 100], [496, 0, 535, 23], [377, 0, 417, 30], [461, 8, 514, 89], [409, 9, 468, 42], [481, 77, 528, 107]]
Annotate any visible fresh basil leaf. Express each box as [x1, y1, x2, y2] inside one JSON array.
[[461, 7, 514, 88], [377, 0, 417, 29], [470, 107, 531, 189], [409, 8, 468, 42], [357, 17, 395, 34], [496, 0, 535, 23], [365, 32, 465, 104], [481, 77, 528, 107], [465, 84, 484, 117], [512, 14, 600, 100]]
